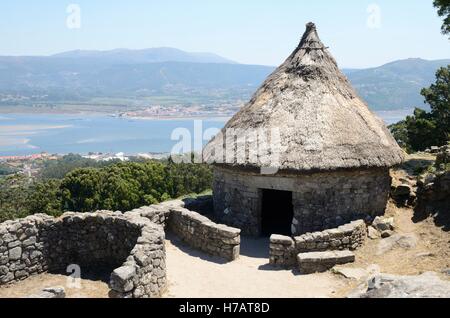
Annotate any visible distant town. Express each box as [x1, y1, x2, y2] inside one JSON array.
[[0, 151, 170, 178], [118, 103, 242, 119]]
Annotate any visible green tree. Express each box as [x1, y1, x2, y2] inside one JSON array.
[[0, 175, 31, 222], [421, 65, 450, 144], [61, 168, 104, 212], [59, 161, 213, 213], [388, 120, 409, 151], [390, 66, 450, 152], [405, 109, 439, 151], [27, 179, 63, 217], [40, 153, 118, 179], [0, 159, 213, 221], [434, 0, 450, 36]]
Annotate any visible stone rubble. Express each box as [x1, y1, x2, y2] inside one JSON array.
[[367, 226, 380, 240], [372, 216, 395, 232]]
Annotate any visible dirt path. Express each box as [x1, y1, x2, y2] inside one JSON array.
[[163, 234, 346, 298]]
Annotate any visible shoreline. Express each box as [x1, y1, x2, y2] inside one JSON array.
[[0, 111, 231, 122]]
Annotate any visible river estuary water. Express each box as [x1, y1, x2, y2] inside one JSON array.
[[0, 109, 413, 157]]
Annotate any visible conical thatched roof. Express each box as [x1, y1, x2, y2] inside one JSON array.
[[203, 22, 405, 172]]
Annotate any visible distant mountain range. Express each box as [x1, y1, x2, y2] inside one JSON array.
[[0, 48, 448, 111], [343, 58, 450, 110], [52, 47, 237, 64]]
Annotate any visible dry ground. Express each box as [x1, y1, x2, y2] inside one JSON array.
[[163, 234, 345, 298], [0, 272, 110, 298], [0, 236, 346, 298]]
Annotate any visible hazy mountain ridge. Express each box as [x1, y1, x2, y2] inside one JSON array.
[[343, 58, 450, 110], [52, 47, 237, 64], [0, 49, 448, 111]]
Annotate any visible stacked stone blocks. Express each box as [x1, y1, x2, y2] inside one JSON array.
[[0, 211, 167, 298], [168, 207, 241, 261], [297, 251, 356, 274], [270, 220, 367, 267], [0, 198, 242, 297], [213, 166, 390, 236]]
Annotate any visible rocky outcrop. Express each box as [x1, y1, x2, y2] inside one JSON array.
[[377, 233, 418, 255], [332, 265, 381, 281], [435, 144, 450, 167], [415, 145, 450, 228], [372, 216, 395, 232], [349, 272, 450, 298], [417, 171, 450, 208]]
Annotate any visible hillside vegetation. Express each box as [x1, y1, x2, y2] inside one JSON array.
[[0, 155, 212, 223]]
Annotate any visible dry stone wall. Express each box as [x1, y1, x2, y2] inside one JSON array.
[[213, 166, 390, 236], [0, 211, 167, 298], [168, 207, 241, 261], [127, 203, 173, 227], [129, 199, 241, 262], [0, 214, 53, 285], [1, 197, 242, 297], [270, 220, 367, 267]]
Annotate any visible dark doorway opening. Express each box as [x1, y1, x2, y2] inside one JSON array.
[[261, 189, 293, 237]]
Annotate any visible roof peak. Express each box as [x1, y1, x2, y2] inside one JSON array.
[[305, 22, 317, 31], [298, 22, 326, 50]]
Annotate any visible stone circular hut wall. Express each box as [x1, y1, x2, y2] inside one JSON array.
[[45, 212, 142, 271], [213, 166, 391, 236], [0, 212, 167, 298]]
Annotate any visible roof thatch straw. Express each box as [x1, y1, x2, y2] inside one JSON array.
[[203, 22, 405, 172]]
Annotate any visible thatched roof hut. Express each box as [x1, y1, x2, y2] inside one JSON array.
[[204, 23, 405, 237], [204, 22, 405, 172]]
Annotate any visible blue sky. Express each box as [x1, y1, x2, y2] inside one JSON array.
[[0, 0, 448, 68]]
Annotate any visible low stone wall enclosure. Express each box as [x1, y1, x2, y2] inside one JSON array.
[[169, 207, 240, 261], [0, 198, 241, 298], [269, 220, 367, 267], [1, 196, 372, 297], [0, 211, 167, 298]]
